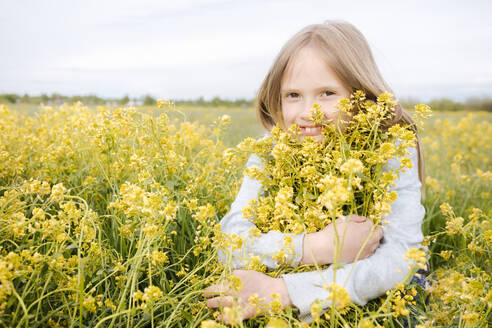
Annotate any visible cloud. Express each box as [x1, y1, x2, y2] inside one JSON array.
[[1, 0, 491, 100]]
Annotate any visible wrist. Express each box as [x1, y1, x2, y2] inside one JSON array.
[[273, 277, 293, 308], [301, 231, 333, 265]]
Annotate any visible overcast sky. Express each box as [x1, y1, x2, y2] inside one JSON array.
[[1, 0, 491, 101]]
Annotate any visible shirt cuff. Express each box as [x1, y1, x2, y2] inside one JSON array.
[[281, 270, 330, 323], [289, 232, 305, 267]]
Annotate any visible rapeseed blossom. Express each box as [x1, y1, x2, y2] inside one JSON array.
[[238, 92, 416, 235], [0, 99, 490, 326]]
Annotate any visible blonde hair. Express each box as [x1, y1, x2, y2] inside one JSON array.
[[256, 20, 426, 199]]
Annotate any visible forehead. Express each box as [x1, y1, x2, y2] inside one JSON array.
[[281, 46, 340, 88]]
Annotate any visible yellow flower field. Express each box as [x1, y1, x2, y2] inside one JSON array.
[[0, 102, 490, 327]]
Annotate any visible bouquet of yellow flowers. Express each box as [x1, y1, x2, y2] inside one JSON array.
[[238, 91, 420, 235]]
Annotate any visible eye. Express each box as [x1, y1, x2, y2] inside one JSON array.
[[286, 92, 299, 98], [322, 91, 334, 97]]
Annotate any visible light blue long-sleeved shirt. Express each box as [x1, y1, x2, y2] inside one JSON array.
[[217, 145, 425, 323]]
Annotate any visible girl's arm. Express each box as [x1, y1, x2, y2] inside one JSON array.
[[280, 146, 425, 323], [218, 154, 383, 270], [301, 215, 383, 266], [217, 154, 306, 269]]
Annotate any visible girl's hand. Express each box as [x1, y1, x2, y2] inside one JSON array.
[[203, 270, 292, 324], [301, 215, 383, 265]]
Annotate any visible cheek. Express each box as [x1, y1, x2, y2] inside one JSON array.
[[281, 104, 296, 125], [320, 106, 339, 118], [320, 97, 346, 116]]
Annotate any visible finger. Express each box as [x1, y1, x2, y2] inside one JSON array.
[[203, 282, 231, 298], [217, 314, 226, 324], [372, 244, 379, 253], [206, 296, 235, 309], [375, 226, 384, 241], [348, 214, 367, 223], [335, 216, 347, 223], [360, 249, 372, 259], [366, 241, 380, 255], [218, 306, 253, 324], [217, 313, 233, 325], [367, 228, 382, 245], [359, 246, 372, 259]]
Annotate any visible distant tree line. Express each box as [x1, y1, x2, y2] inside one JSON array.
[[174, 96, 253, 108], [400, 97, 492, 113], [0, 93, 119, 106], [0, 93, 255, 108], [1, 93, 491, 112]]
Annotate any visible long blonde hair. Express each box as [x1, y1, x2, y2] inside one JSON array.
[[256, 20, 426, 199]]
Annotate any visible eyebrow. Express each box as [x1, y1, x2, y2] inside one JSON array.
[[280, 86, 339, 93]]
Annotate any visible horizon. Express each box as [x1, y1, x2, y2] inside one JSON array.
[[5, 92, 492, 106]]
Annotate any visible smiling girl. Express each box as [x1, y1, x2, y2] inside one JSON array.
[[204, 20, 426, 324]]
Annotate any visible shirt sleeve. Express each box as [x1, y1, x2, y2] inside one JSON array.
[[217, 154, 306, 270], [281, 146, 425, 323]]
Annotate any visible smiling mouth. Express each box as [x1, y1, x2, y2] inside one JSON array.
[[300, 126, 323, 136]]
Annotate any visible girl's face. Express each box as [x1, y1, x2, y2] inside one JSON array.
[[280, 46, 351, 142]]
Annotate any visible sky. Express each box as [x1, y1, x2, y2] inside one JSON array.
[[1, 0, 491, 101]]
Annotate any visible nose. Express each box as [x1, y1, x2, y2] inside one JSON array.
[[298, 100, 316, 124]]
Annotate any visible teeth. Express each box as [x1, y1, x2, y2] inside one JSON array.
[[303, 127, 320, 133]]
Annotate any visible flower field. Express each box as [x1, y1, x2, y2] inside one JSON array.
[[0, 102, 491, 327]]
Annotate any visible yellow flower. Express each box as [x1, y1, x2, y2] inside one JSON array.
[[484, 230, 492, 244], [425, 176, 440, 192], [142, 285, 162, 303], [220, 115, 231, 124], [462, 312, 479, 325], [193, 204, 215, 224], [400, 157, 412, 169], [377, 92, 396, 106], [201, 319, 218, 328], [310, 300, 323, 321], [439, 250, 452, 261], [379, 142, 396, 159], [82, 295, 96, 313], [272, 249, 287, 265], [404, 248, 427, 270], [467, 242, 484, 255], [358, 319, 375, 328], [142, 224, 159, 237], [223, 305, 243, 325], [157, 98, 171, 109], [414, 104, 432, 120], [265, 317, 289, 328], [50, 183, 67, 203], [104, 298, 117, 311], [309, 105, 325, 125], [439, 202, 454, 217], [247, 293, 266, 313], [324, 283, 351, 310], [340, 159, 364, 175], [228, 275, 243, 293], [268, 293, 283, 315], [245, 255, 265, 272], [445, 216, 464, 236], [150, 250, 169, 266]]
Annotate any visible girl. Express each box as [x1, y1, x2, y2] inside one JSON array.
[[204, 20, 426, 324]]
